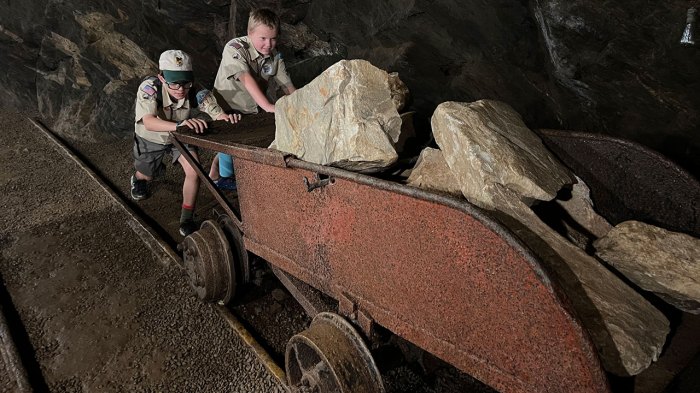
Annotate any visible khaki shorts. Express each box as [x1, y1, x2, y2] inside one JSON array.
[[132, 134, 199, 178]]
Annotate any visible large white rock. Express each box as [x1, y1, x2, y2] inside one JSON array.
[[406, 148, 461, 196], [431, 100, 575, 210], [388, 72, 410, 112], [273, 59, 404, 172], [412, 100, 669, 376], [595, 221, 700, 314], [557, 176, 613, 240]]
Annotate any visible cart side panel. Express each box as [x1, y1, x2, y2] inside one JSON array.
[[236, 158, 609, 393]]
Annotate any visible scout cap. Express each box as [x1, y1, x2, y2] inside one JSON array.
[[159, 50, 194, 82]]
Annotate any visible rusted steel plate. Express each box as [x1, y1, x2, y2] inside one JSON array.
[[175, 112, 276, 147], [235, 157, 610, 393], [172, 113, 289, 168], [270, 265, 336, 318], [538, 129, 700, 237]]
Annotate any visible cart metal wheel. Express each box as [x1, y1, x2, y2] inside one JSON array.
[[285, 312, 385, 393], [180, 220, 236, 304], [214, 212, 250, 284]]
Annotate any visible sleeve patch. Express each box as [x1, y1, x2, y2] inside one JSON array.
[[230, 42, 243, 49], [195, 89, 211, 105], [142, 85, 156, 96]]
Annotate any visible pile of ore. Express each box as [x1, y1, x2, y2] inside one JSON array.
[[273, 61, 699, 376], [406, 99, 699, 376]]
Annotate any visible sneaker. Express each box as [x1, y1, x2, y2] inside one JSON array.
[[130, 175, 149, 201], [179, 220, 198, 237], [214, 177, 237, 191]]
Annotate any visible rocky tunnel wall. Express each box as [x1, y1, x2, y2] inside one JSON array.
[[1, 0, 698, 177]]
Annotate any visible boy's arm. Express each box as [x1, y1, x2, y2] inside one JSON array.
[[142, 114, 207, 134], [196, 89, 223, 119], [273, 55, 296, 97], [282, 84, 296, 95], [239, 72, 276, 113], [195, 89, 241, 123]]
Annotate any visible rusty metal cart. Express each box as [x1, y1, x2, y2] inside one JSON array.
[[170, 114, 699, 393]]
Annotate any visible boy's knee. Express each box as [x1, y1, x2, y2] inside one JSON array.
[[179, 155, 200, 178], [183, 163, 198, 178]]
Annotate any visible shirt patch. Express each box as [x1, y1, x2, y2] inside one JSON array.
[[142, 85, 156, 96], [230, 42, 243, 49], [262, 62, 273, 76]]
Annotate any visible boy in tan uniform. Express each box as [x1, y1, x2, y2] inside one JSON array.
[[132, 49, 240, 236], [210, 8, 296, 189]]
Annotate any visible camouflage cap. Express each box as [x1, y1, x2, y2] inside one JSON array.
[[158, 49, 194, 82]]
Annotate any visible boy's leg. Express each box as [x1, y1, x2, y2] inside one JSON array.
[[178, 150, 200, 208], [208, 154, 221, 181], [134, 171, 152, 181], [213, 153, 237, 191], [218, 154, 234, 178], [173, 145, 200, 236], [132, 135, 166, 200]]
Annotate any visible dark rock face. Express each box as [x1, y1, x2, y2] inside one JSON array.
[[531, 0, 700, 178], [1, 0, 698, 176], [304, 0, 699, 176]]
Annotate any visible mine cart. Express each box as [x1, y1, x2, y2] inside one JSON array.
[[170, 114, 699, 393]]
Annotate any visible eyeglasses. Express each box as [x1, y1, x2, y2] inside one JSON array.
[[165, 81, 193, 90]]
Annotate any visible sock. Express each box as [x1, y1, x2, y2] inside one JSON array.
[[180, 204, 194, 223]]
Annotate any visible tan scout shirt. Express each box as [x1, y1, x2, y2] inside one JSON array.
[[134, 77, 223, 145], [213, 36, 293, 114]]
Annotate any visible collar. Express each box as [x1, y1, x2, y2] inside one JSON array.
[[243, 36, 274, 63], [161, 86, 188, 109]]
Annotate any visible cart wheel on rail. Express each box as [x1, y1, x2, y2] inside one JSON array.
[[180, 220, 238, 304], [213, 211, 251, 284], [285, 312, 385, 393]]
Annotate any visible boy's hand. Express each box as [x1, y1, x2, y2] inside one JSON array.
[[217, 113, 242, 123], [179, 118, 208, 134], [262, 103, 276, 113]]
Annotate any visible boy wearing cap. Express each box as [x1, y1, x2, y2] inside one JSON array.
[[209, 8, 296, 190], [131, 49, 240, 236]]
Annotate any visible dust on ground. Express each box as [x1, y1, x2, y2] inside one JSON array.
[[0, 110, 285, 392]]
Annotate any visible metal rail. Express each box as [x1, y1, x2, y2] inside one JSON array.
[[0, 302, 31, 393]]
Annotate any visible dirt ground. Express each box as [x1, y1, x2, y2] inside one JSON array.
[[0, 111, 285, 392]]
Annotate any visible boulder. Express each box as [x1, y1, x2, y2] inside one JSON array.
[[420, 100, 669, 376], [406, 148, 461, 196], [431, 100, 575, 210], [273, 59, 403, 172], [556, 176, 612, 239], [388, 72, 410, 112], [594, 221, 700, 314]]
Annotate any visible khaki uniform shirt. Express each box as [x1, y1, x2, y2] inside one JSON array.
[[213, 36, 293, 114], [134, 77, 223, 145]]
